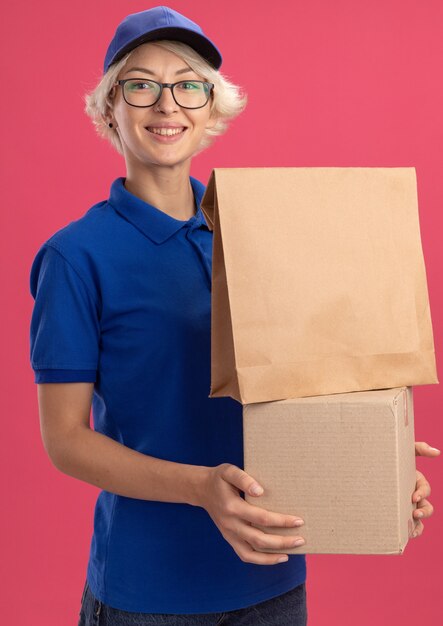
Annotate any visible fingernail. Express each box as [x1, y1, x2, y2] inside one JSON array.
[[416, 511, 424, 518], [250, 484, 263, 496], [291, 538, 305, 547], [429, 447, 441, 452], [277, 556, 289, 563], [292, 518, 304, 527]]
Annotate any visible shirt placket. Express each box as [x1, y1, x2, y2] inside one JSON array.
[[184, 222, 212, 290]]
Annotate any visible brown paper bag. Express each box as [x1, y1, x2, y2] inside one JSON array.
[[200, 167, 438, 404]]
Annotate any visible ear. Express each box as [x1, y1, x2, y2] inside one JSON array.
[[102, 114, 113, 127], [103, 102, 115, 128]]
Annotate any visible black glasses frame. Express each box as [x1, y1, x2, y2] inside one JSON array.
[[115, 79, 215, 109]]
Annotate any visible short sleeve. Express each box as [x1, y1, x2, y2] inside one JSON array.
[[29, 244, 100, 383]]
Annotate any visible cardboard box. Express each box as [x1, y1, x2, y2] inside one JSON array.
[[243, 387, 417, 554]]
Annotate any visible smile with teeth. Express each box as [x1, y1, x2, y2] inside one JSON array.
[[147, 127, 186, 136]]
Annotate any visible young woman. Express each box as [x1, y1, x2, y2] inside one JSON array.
[[29, 6, 437, 626]]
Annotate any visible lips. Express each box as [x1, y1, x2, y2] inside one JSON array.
[[144, 126, 189, 142], [146, 126, 187, 134]]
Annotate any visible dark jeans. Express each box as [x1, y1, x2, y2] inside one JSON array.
[[78, 578, 308, 625]]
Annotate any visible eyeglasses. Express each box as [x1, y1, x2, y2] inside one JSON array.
[[115, 79, 215, 109]]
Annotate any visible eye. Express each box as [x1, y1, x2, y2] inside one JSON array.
[[177, 81, 201, 90], [126, 80, 156, 91]]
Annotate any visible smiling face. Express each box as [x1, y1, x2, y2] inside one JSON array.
[[108, 42, 218, 172]]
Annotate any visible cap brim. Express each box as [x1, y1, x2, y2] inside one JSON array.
[[106, 27, 222, 72]]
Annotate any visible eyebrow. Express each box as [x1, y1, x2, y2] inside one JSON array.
[[124, 66, 196, 76]]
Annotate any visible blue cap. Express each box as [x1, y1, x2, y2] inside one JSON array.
[[103, 6, 223, 74]]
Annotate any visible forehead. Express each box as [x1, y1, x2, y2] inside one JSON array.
[[126, 42, 188, 67]]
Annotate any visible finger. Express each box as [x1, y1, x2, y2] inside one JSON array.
[[413, 498, 434, 520], [222, 463, 267, 497], [412, 471, 431, 502], [233, 519, 305, 552], [223, 528, 291, 565], [411, 519, 424, 538], [233, 498, 304, 529], [415, 441, 441, 457]]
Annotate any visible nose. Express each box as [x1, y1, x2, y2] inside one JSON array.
[[154, 85, 179, 113]]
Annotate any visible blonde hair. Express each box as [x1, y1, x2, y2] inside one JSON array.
[[84, 39, 248, 156]]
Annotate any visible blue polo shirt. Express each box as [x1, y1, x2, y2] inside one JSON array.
[[29, 175, 306, 614]]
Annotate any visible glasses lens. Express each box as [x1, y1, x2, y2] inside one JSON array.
[[123, 80, 210, 108], [173, 81, 211, 108], [124, 80, 161, 106]]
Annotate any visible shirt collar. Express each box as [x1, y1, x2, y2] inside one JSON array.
[[108, 175, 210, 244]]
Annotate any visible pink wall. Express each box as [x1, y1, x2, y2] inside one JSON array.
[[3, 0, 442, 624]]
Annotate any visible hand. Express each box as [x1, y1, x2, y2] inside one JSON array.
[[199, 463, 305, 565], [411, 441, 440, 538]]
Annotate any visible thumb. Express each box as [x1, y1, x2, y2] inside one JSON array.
[[222, 463, 264, 496]]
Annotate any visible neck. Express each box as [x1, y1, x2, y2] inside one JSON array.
[[124, 162, 196, 220]]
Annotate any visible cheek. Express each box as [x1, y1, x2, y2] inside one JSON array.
[[189, 112, 212, 132], [115, 114, 147, 141], [112, 97, 143, 127]]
